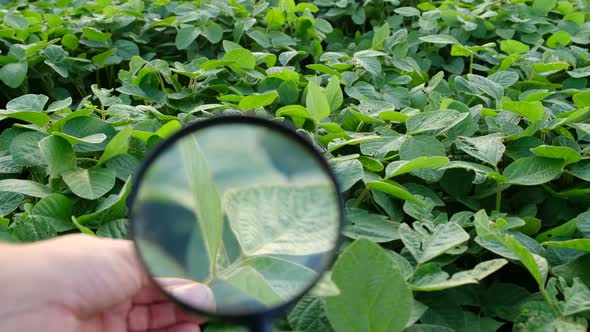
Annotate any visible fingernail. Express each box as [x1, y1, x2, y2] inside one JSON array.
[[169, 283, 216, 312]]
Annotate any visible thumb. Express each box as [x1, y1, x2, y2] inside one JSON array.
[[35, 234, 150, 318], [166, 282, 216, 313]]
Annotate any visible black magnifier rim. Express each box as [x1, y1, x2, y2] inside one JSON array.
[[127, 115, 345, 323]]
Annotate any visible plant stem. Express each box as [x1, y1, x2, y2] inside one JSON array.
[[353, 187, 369, 208], [356, 121, 365, 132], [495, 184, 502, 212]]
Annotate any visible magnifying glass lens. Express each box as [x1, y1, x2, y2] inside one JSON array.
[[131, 121, 341, 317]]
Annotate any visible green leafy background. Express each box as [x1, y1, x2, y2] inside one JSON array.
[[1, 0, 590, 331]]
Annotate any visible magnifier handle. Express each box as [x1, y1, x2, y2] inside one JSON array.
[[247, 318, 274, 332]]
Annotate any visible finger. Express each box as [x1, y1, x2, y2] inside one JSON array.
[[167, 283, 216, 313], [128, 302, 207, 331], [133, 285, 170, 304], [157, 277, 201, 287], [153, 322, 201, 332]]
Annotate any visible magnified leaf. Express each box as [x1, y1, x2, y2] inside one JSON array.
[[224, 183, 338, 256], [217, 255, 317, 307], [179, 135, 224, 278]]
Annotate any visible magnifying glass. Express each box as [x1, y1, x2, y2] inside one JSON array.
[[127, 116, 344, 331]]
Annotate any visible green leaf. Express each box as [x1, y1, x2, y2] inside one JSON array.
[[503, 157, 565, 185], [573, 91, 590, 108], [372, 23, 390, 50], [500, 40, 529, 55], [568, 66, 590, 78], [532, 62, 570, 73], [330, 159, 363, 191], [202, 22, 223, 43], [61, 33, 79, 50], [411, 259, 508, 291], [367, 181, 423, 205], [289, 297, 333, 332], [385, 157, 449, 179], [0, 179, 51, 198], [344, 208, 400, 243], [455, 134, 505, 166], [406, 110, 468, 135], [542, 239, 590, 253], [569, 160, 590, 181], [31, 194, 74, 232], [223, 48, 256, 70], [439, 161, 495, 184], [0, 191, 22, 216], [419, 34, 459, 45], [6, 94, 48, 112], [91, 48, 117, 66], [553, 255, 590, 286], [39, 135, 76, 177], [266, 8, 285, 30], [547, 31, 571, 48], [306, 81, 331, 121], [4, 14, 29, 30], [535, 218, 578, 242], [399, 221, 470, 264], [561, 278, 590, 316], [62, 168, 117, 200], [395, 7, 421, 16], [13, 218, 56, 242], [175, 26, 200, 50], [532, 0, 557, 14], [97, 126, 132, 166], [326, 239, 413, 332], [468, 74, 504, 101], [399, 135, 446, 182], [531, 145, 581, 165], [96, 219, 128, 239], [76, 179, 131, 226], [61, 116, 116, 152], [0, 111, 50, 127], [0, 62, 27, 88], [72, 216, 96, 236], [474, 210, 548, 288], [325, 76, 343, 112], [82, 27, 112, 42], [10, 131, 47, 167], [238, 91, 279, 110]]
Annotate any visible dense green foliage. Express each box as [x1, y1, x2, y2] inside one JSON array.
[[1, 0, 590, 330]]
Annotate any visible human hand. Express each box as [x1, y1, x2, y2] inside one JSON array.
[[0, 234, 214, 332]]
